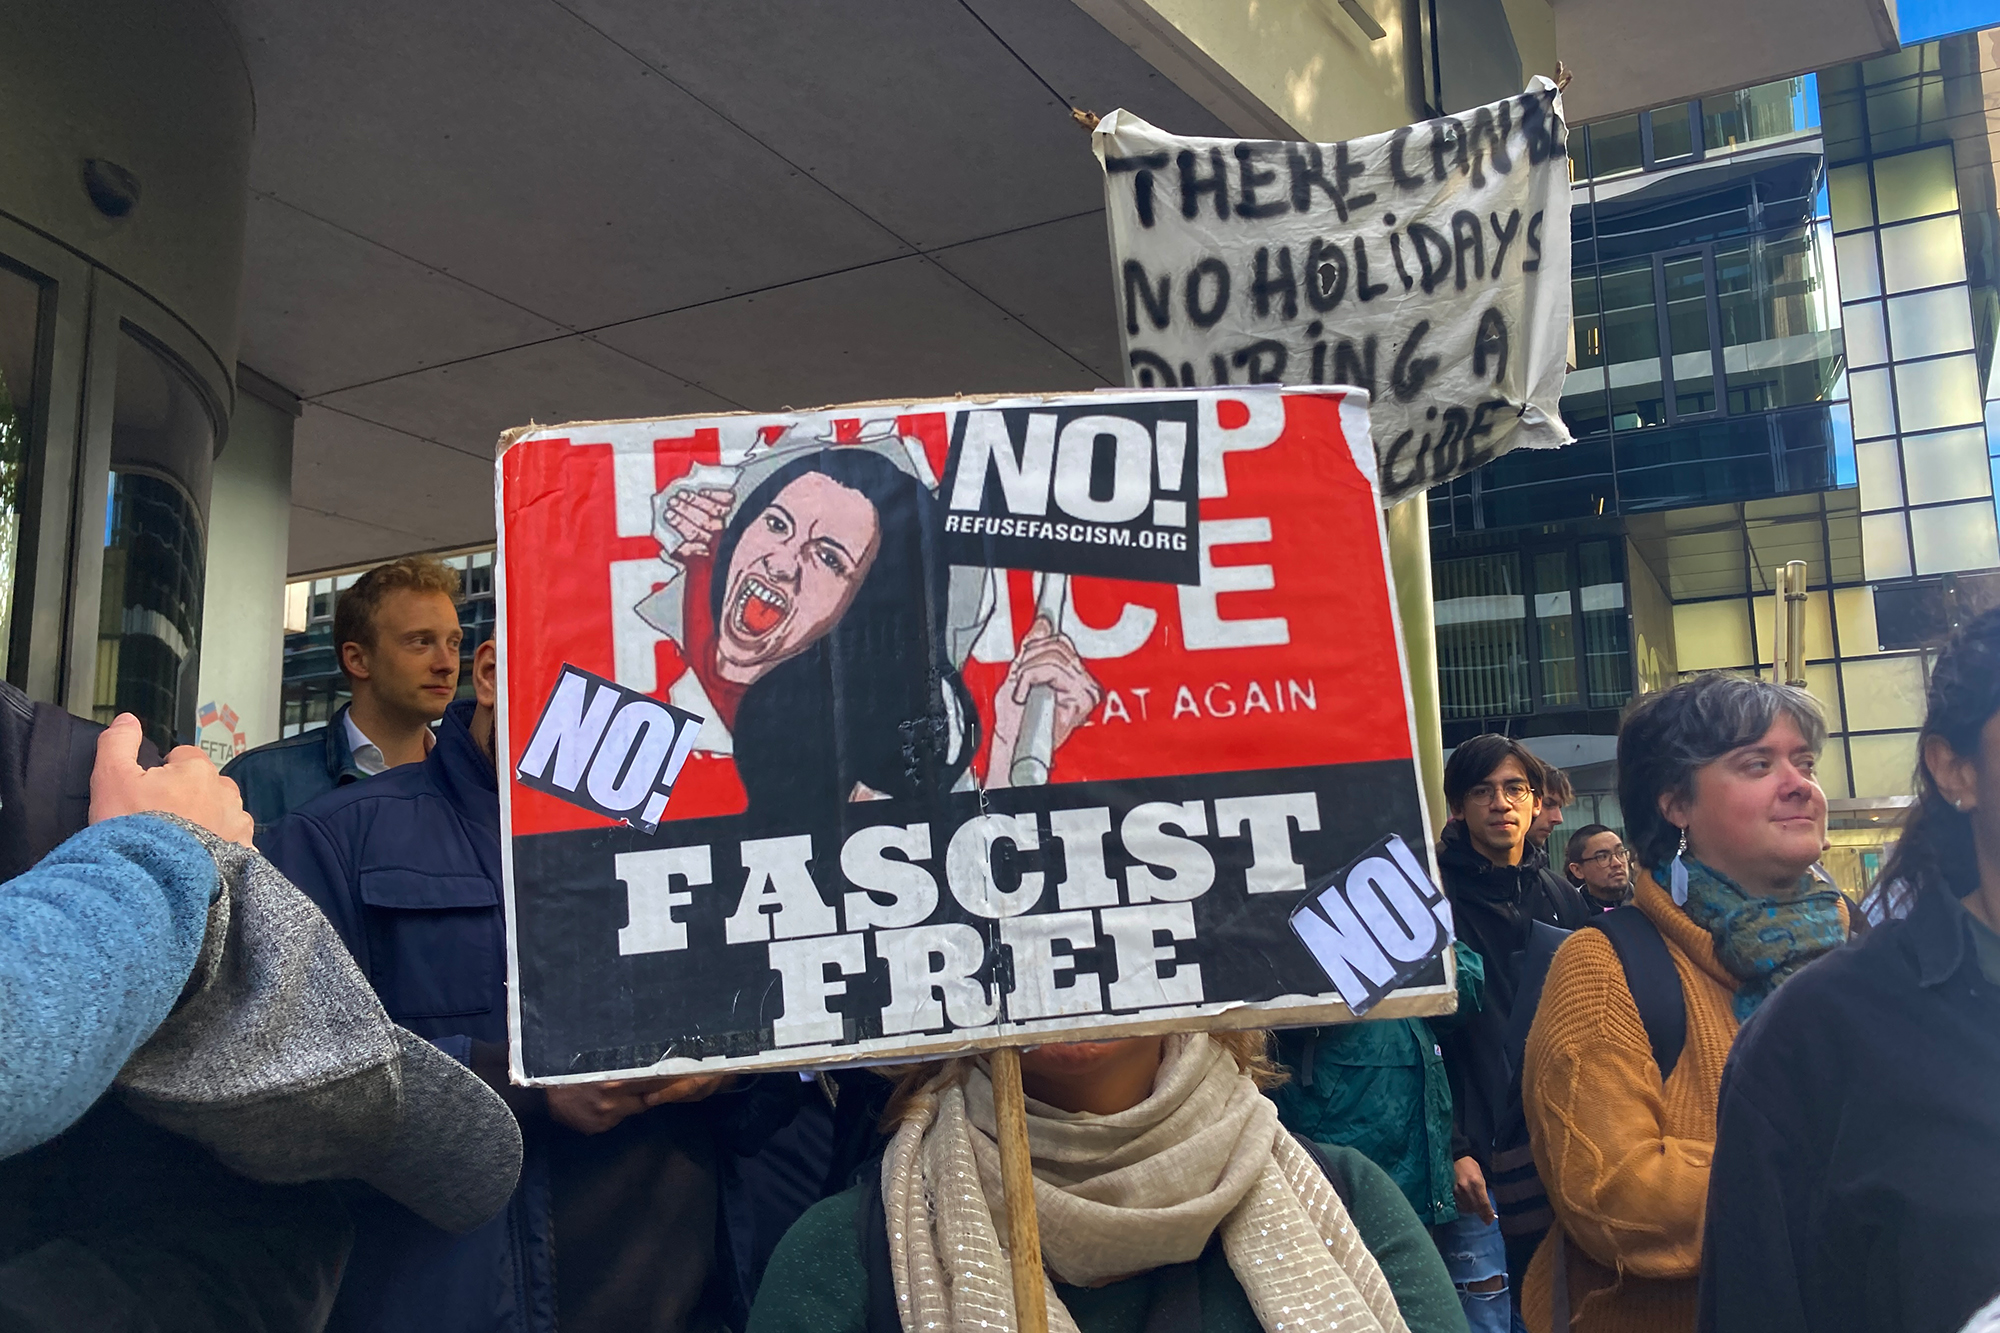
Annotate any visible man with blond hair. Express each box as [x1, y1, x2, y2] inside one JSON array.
[[226, 554, 464, 833]]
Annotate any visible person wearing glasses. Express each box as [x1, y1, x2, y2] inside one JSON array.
[[1562, 824, 1633, 914], [1434, 735, 1591, 1331]]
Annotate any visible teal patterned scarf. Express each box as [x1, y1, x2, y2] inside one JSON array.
[[1665, 855, 1848, 1020]]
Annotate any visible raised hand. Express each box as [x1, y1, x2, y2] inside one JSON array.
[[88, 713, 255, 848], [985, 618, 1103, 788], [652, 486, 735, 560]]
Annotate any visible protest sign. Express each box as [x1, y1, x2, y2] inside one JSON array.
[[1093, 77, 1574, 504], [496, 387, 1453, 1083]]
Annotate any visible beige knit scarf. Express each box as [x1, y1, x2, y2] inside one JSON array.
[[881, 1034, 1412, 1333]]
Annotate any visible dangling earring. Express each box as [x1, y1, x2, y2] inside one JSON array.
[[1670, 827, 1690, 907]]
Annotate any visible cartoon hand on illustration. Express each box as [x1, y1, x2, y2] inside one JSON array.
[[652, 485, 734, 560], [985, 617, 1102, 789]]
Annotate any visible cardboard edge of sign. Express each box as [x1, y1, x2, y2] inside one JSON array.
[[513, 963, 1457, 1087], [490, 384, 1323, 459]]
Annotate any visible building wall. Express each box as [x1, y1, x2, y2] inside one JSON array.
[[195, 388, 295, 761], [1080, 0, 1560, 140], [1832, 143, 2000, 576], [1430, 35, 2000, 855]]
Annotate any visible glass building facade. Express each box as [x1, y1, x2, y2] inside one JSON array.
[[1430, 34, 2000, 888]]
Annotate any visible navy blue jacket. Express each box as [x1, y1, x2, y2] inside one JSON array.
[[223, 703, 369, 836], [262, 702, 557, 1333]]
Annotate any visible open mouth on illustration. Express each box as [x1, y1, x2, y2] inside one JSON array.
[[730, 574, 789, 639]]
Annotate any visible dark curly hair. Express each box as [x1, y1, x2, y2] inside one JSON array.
[[714, 448, 978, 823], [1874, 605, 2000, 915]]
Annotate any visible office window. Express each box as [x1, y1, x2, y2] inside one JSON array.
[[1848, 731, 1919, 799], [1872, 145, 1958, 223], [1832, 652, 1928, 728], [1855, 439, 1903, 510], [1833, 231, 1883, 298], [1532, 551, 1579, 707], [1833, 585, 1883, 654], [1591, 115, 1644, 176], [1700, 78, 1817, 153], [1860, 511, 1914, 579], [1893, 355, 1981, 433], [1847, 367, 1894, 438], [1562, 272, 1611, 437], [1885, 287, 1974, 358], [94, 330, 213, 750], [1827, 163, 1874, 229], [1663, 254, 1716, 416], [1602, 260, 1665, 429], [1649, 104, 1696, 162], [1880, 216, 1967, 292], [1841, 300, 1887, 366], [1903, 428, 1991, 506], [1578, 540, 1630, 707], [1715, 229, 1844, 413], [1817, 741, 1853, 799], [1805, 661, 1845, 731], [1434, 553, 1530, 718], [1911, 500, 2000, 574]]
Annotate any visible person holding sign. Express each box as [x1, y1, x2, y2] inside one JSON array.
[[1519, 675, 1847, 1332], [746, 1032, 1468, 1333]]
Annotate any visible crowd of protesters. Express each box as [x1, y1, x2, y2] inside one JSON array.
[[3, 553, 1998, 1333]]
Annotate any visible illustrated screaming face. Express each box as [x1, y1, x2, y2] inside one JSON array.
[[716, 471, 882, 676]]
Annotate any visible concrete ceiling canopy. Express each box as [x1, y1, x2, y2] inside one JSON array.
[[220, 0, 1230, 572]]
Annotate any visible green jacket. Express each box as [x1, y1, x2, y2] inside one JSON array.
[[1269, 942, 1485, 1227], [745, 1140, 1467, 1333]]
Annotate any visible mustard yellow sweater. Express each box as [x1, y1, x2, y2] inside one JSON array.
[[1520, 873, 1743, 1333]]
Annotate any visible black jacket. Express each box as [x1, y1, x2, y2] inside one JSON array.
[[1433, 820, 1590, 1168], [266, 702, 804, 1333], [1699, 883, 2000, 1333]]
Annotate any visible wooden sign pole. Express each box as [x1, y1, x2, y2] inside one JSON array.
[[989, 1046, 1049, 1333]]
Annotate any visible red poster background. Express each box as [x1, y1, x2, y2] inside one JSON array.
[[499, 390, 1411, 837]]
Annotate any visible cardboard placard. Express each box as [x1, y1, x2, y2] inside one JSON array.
[[496, 387, 1452, 1083]]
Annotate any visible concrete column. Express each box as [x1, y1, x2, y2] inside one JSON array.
[[195, 376, 296, 762]]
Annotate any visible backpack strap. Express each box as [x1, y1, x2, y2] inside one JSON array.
[[1582, 907, 1687, 1080], [1503, 920, 1571, 1080]]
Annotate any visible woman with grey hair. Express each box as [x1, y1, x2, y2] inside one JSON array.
[[1516, 673, 1849, 1332]]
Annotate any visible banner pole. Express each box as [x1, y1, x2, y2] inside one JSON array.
[[989, 1046, 1049, 1333], [1386, 493, 1446, 837]]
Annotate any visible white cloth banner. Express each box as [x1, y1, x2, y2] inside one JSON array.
[[1093, 78, 1574, 503]]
